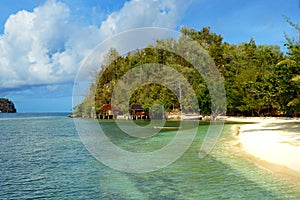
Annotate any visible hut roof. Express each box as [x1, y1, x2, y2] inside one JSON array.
[[99, 104, 118, 111], [131, 104, 143, 110]]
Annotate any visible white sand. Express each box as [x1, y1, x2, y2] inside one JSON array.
[[227, 117, 300, 174]]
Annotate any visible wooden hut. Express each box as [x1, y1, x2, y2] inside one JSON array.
[[130, 104, 149, 120], [98, 104, 119, 119]]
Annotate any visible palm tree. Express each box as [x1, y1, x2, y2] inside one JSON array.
[[288, 75, 300, 108], [283, 2, 300, 112]]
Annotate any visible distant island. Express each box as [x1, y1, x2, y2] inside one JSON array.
[[0, 98, 17, 113]]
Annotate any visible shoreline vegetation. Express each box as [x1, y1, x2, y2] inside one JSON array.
[[72, 26, 300, 119], [226, 117, 300, 183]]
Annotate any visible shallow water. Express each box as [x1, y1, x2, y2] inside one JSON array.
[[0, 114, 299, 199]]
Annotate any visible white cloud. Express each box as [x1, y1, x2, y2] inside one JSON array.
[[100, 0, 186, 37], [0, 0, 187, 91], [0, 0, 74, 88]]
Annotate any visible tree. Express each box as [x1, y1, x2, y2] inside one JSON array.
[[75, 26, 296, 118], [282, 5, 300, 112]]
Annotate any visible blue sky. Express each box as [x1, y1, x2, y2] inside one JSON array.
[[0, 0, 299, 112]]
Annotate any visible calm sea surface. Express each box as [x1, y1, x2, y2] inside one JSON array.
[[0, 113, 299, 199]]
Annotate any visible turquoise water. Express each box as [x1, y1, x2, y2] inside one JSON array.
[[0, 114, 299, 199]]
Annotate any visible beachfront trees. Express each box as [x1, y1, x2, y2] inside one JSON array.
[[220, 38, 284, 116], [281, 8, 300, 113], [74, 26, 299, 118]]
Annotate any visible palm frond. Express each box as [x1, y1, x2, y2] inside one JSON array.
[[291, 75, 300, 82], [276, 58, 296, 66], [288, 97, 300, 107]]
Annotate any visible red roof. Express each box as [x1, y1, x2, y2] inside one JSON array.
[[99, 104, 118, 111]]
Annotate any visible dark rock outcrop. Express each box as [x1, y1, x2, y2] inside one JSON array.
[[0, 98, 17, 113]]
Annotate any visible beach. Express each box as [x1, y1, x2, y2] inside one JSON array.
[[227, 117, 300, 180]]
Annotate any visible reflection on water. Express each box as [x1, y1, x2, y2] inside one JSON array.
[[0, 115, 299, 199]]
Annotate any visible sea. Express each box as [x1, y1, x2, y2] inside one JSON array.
[[0, 113, 299, 199]]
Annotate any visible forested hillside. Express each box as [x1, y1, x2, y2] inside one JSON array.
[[74, 25, 300, 118]]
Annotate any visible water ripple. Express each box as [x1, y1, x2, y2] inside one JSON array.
[[0, 117, 300, 199]]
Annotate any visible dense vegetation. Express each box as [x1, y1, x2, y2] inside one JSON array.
[[0, 98, 17, 113], [75, 21, 300, 118]]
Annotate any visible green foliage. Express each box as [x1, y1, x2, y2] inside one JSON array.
[[283, 8, 300, 111], [75, 25, 300, 117]]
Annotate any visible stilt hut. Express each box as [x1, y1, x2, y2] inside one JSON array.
[[98, 104, 119, 119], [130, 104, 149, 120]]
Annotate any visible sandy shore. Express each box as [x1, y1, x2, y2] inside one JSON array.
[[226, 117, 300, 178]]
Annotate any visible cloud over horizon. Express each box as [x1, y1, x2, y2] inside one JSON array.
[[0, 0, 187, 94]]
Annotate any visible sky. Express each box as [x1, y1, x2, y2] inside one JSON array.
[[0, 0, 299, 112]]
